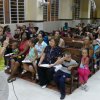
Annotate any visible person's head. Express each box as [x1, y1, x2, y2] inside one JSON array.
[[49, 37, 58, 47], [12, 42, 18, 50], [37, 33, 43, 43], [3, 25, 11, 33], [79, 26, 82, 31], [0, 26, 3, 36], [54, 31, 60, 39], [16, 27, 21, 34], [65, 22, 68, 26], [84, 36, 91, 45], [30, 27, 38, 34], [63, 52, 71, 61], [29, 22, 34, 28], [82, 49, 88, 57], [22, 25, 26, 31], [28, 38, 36, 47], [39, 30, 46, 37]]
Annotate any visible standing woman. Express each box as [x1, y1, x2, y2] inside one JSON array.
[[0, 38, 9, 100]]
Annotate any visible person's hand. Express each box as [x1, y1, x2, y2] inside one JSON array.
[[12, 55, 18, 58], [6, 37, 9, 42], [49, 64, 54, 68], [3, 40, 9, 48], [3, 37, 9, 48], [38, 62, 41, 67], [68, 66, 73, 71]]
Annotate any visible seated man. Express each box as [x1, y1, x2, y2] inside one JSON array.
[[50, 52, 78, 100]]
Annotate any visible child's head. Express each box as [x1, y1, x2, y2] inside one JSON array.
[[28, 38, 36, 47], [12, 42, 18, 50], [82, 49, 88, 57], [63, 52, 71, 61]]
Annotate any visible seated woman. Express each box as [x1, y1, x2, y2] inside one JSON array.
[[0, 38, 9, 100], [7, 32, 29, 83], [22, 38, 38, 80], [35, 33, 47, 78], [50, 52, 78, 100], [54, 31, 65, 48], [38, 38, 62, 88]]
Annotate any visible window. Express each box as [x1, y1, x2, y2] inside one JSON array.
[[72, 0, 80, 19], [43, 0, 59, 21], [10, 0, 25, 23], [0, 0, 4, 24], [0, 0, 25, 24], [51, 0, 59, 21]]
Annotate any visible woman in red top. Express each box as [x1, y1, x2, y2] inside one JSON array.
[[8, 32, 29, 83]]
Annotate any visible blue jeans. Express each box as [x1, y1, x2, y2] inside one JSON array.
[[54, 70, 71, 95]]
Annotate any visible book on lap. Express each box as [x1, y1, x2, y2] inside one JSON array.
[[39, 64, 50, 68], [22, 59, 32, 63], [39, 64, 62, 69]]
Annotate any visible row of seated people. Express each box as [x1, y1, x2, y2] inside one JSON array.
[[0, 24, 100, 100]]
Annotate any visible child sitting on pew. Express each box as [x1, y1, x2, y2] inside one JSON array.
[[49, 52, 78, 100], [78, 49, 91, 91], [22, 38, 38, 80], [4, 42, 19, 70], [9, 42, 19, 71]]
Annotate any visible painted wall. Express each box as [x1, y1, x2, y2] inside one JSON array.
[[95, 0, 100, 18], [59, 0, 73, 19], [80, 0, 90, 18], [25, 0, 43, 21]]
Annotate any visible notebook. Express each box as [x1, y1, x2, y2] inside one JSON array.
[[5, 53, 13, 57], [39, 64, 50, 68]]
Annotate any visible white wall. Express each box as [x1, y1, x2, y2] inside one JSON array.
[[59, 0, 73, 19], [1, 20, 82, 35]]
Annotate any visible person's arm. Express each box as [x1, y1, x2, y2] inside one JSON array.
[[39, 48, 45, 58], [38, 53, 45, 66], [32, 48, 38, 62], [49, 57, 64, 67], [68, 64, 78, 69], [18, 42, 29, 56], [0, 38, 9, 56], [0, 47, 6, 56], [68, 62, 78, 71], [59, 39, 65, 47]]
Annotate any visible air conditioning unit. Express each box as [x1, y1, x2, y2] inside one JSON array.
[[39, 0, 49, 7]]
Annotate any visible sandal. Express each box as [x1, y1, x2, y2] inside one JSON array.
[[7, 77, 16, 83]]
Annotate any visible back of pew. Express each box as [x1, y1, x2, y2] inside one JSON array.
[[64, 41, 83, 49], [62, 48, 81, 63]]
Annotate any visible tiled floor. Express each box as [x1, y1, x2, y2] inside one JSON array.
[[7, 70, 100, 100]]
